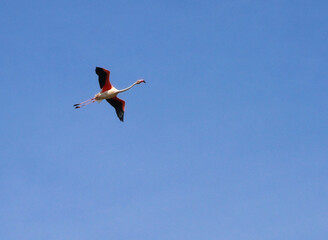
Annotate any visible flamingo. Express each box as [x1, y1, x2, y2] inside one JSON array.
[[74, 67, 146, 121]]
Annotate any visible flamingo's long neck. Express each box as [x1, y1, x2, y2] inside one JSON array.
[[117, 81, 139, 93]]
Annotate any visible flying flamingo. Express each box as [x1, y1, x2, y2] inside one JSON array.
[[74, 67, 145, 121]]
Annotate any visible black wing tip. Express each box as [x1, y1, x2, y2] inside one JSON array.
[[95, 67, 102, 74], [118, 113, 124, 122], [106, 98, 124, 122]]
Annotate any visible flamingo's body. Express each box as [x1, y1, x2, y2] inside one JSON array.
[[74, 67, 145, 121]]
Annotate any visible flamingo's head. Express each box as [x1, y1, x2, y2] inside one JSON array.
[[137, 79, 146, 84]]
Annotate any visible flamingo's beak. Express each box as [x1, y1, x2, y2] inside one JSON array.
[[137, 79, 146, 84]]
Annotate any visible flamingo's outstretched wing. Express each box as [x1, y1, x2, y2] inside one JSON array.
[[106, 97, 125, 122], [95, 67, 112, 92]]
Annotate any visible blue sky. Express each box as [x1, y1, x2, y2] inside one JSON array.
[[1, 0, 328, 239]]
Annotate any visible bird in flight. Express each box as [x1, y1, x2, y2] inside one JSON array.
[[74, 67, 146, 121]]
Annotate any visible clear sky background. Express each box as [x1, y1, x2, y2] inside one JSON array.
[[1, 0, 328, 239]]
